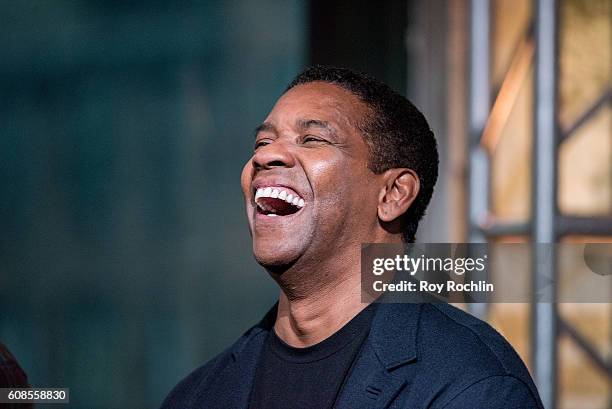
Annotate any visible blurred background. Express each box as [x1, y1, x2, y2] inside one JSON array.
[[0, 1, 609, 408]]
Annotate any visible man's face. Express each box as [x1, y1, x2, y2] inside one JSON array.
[[241, 82, 382, 271]]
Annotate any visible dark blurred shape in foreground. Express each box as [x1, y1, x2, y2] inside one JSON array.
[[0, 342, 33, 409]]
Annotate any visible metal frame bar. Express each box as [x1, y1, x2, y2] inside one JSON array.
[[561, 89, 612, 141], [479, 221, 531, 237], [558, 318, 612, 377], [481, 216, 612, 238], [467, 0, 491, 320], [532, 2, 559, 408], [557, 216, 612, 237]]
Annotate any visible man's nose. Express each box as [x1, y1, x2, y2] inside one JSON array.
[[252, 140, 295, 171]]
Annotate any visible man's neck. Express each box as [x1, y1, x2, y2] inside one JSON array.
[[273, 270, 367, 348]]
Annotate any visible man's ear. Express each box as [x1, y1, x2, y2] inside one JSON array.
[[377, 168, 420, 223]]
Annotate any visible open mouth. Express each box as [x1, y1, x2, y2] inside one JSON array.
[[254, 186, 305, 217]]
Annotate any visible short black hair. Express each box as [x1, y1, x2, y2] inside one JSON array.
[[286, 65, 438, 242]]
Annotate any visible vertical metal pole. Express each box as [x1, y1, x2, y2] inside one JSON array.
[[532, 0, 558, 407], [468, 0, 490, 320]]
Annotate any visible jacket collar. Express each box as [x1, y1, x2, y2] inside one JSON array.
[[232, 301, 422, 369]]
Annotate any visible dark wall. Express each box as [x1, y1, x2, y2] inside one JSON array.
[[0, 2, 305, 408], [308, 0, 407, 93]]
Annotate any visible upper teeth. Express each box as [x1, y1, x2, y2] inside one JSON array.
[[255, 187, 305, 208]]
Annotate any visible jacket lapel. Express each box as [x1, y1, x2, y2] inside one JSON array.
[[335, 303, 422, 409], [334, 340, 408, 409]]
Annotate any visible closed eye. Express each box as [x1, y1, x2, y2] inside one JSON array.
[[254, 139, 272, 150], [302, 135, 328, 144]]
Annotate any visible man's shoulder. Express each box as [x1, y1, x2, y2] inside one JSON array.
[[159, 302, 279, 409], [375, 303, 542, 408], [159, 348, 229, 409], [378, 302, 527, 366], [159, 325, 260, 409], [416, 303, 529, 375]]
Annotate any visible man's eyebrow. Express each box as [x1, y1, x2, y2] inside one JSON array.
[[253, 122, 276, 137], [296, 119, 336, 134]]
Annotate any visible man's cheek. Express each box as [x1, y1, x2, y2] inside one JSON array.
[[310, 154, 341, 171], [240, 162, 254, 197]]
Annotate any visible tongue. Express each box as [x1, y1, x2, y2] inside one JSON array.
[[258, 197, 300, 216]]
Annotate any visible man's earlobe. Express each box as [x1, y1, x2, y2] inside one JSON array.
[[377, 169, 420, 223]]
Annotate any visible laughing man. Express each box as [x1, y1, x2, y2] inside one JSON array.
[[161, 66, 543, 409]]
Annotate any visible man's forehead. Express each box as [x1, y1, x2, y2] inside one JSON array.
[[254, 118, 335, 137]]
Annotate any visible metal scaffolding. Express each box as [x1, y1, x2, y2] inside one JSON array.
[[467, 1, 612, 408]]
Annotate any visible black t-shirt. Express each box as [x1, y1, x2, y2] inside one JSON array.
[[248, 303, 376, 409]]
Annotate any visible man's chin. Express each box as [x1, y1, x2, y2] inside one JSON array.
[[253, 252, 296, 274], [252, 242, 303, 275]]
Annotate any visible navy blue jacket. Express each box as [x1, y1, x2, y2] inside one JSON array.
[[161, 303, 543, 408]]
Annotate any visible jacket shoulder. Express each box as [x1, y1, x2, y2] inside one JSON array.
[[416, 303, 543, 407], [159, 349, 229, 409], [424, 304, 529, 375], [159, 304, 277, 409], [159, 324, 260, 409]]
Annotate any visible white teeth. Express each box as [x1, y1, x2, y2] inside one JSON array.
[[254, 186, 306, 211], [268, 213, 278, 217]]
